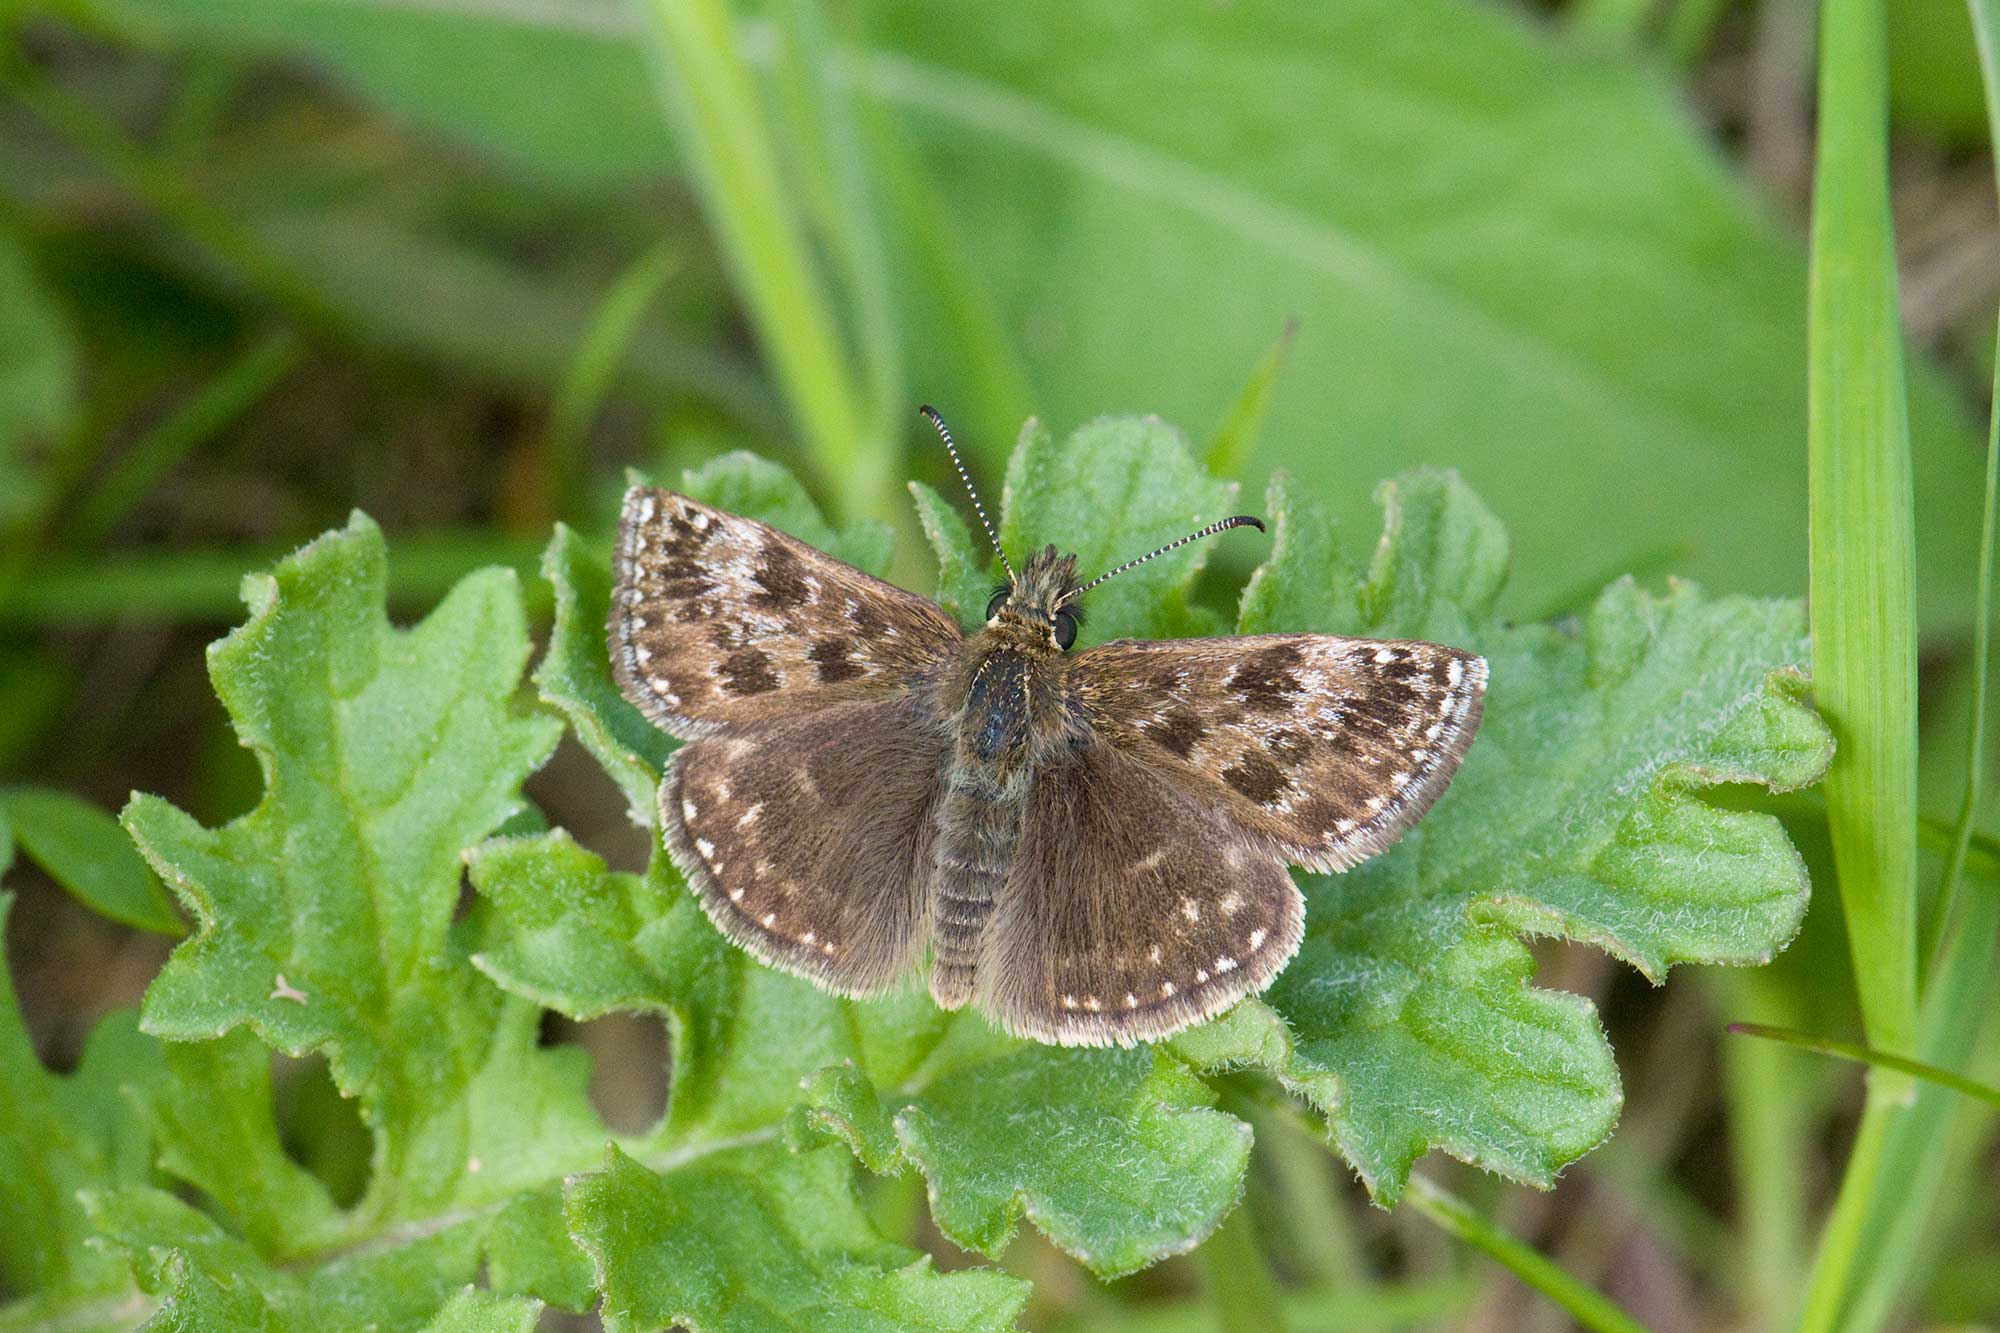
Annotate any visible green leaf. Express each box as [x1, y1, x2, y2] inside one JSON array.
[[796, 1043, 1251, 1277], [0, 897, 160, 1327], [565, 1143, 1028, 1333], [142, 0, 670, 190], [0, 787, 183, 935], [129, 1030, 344, 1258], [680, 450, 896, 575], [909, 478, 994, 627], [421, 1288, 544, 1333], [85, 1184, 486, 1332], [999, 416, 1235, 644], [121, 513, 592, 1218], [534, 523, 677, 828], [861, 0, 1985, 630], [1229, 467, 1832, 1201]]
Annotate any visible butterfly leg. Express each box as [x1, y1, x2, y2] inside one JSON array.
[[927, 778, 1020, 1009]]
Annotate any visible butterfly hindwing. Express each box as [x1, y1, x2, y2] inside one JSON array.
[[611, 487, 963, 738], [979, 738, 1305, 1046], [662, 694, 951, 994], [1071, 634, 1486, 874]]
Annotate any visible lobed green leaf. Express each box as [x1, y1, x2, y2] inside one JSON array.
[[568, 1143, 1027, 1333], [0, 896, 160, 1328], [123, 512, 589, 1218]]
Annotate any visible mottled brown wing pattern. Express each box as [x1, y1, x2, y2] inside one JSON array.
[[1072, 634, 1486, 874], [662, 694, 951, 994], [611, 487, 963, 738], [979, 739, 1305, 1046]]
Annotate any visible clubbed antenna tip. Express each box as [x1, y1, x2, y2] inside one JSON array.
[[1069, 514, 1266, 600]]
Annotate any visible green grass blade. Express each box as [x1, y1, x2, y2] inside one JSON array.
[[68, 330, 302, 546], [1927, 0, 2000, 985], [1821, 6, 2000, 1320], [1404, 1176, 1649, 1333], [1728, 1024, 2000, 1109], [1798, 0, 1923, 1323], [1205, 318, 1297, 478], [770, 0, 904, 450], [633, 0, 885, 523], [1806, 0, 1920, 1058], [543, 242, 679, 519], [1192, 1201, 1288, 1333]]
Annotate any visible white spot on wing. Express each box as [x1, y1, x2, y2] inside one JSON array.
[[1374, 647, 1397, 664], [737, 804, 763, 828], [696, 838, 717, 859], [1181, 897, 1200, 923], [1160, 980, 1177, 998], [1249, 928, 1267, 951], [1215, 955, 1237, 973]]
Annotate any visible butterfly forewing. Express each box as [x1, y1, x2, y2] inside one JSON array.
[[1071, 635, 1486, 873], [611, 488, 962, 737], [664, 695, 950, 994], [980, 740, 1305, 1046]]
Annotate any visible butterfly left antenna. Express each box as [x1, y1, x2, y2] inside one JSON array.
[[921, 405, 1016, 585], [1065, 515, 1266, 603]]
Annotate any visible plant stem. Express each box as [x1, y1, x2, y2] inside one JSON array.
[[1727, 1024, 2000, 1108], [1404, 1176, 1649, 1333], [1925, 3, 2000, 989], [1194, 1202, 1288, 1333], [68, 330, 303, 546], [634, 0, 887, 525], [544, 243, 680, 521]]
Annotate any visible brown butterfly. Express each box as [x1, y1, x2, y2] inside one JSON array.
[[609, 409, 1487, 1046]]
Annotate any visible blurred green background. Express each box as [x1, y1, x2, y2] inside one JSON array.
[[2, 0, 1997, 1329]]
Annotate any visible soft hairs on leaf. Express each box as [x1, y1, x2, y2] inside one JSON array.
[[122, 512, 584, 1219]]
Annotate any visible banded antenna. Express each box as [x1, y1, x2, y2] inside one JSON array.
[[1063, 515, 1266, 604], [920, 405, 1015, 585]]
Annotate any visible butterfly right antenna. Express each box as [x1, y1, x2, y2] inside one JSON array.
[[921, 405, 1016, 585]]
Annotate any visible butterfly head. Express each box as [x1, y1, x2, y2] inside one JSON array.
[[985, 545, 1083, 651], [921, 405, 1267, 656]]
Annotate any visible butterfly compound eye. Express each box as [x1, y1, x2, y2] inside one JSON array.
[[985, 588, 1009, 620], [1053, 608, 1078, 650]]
